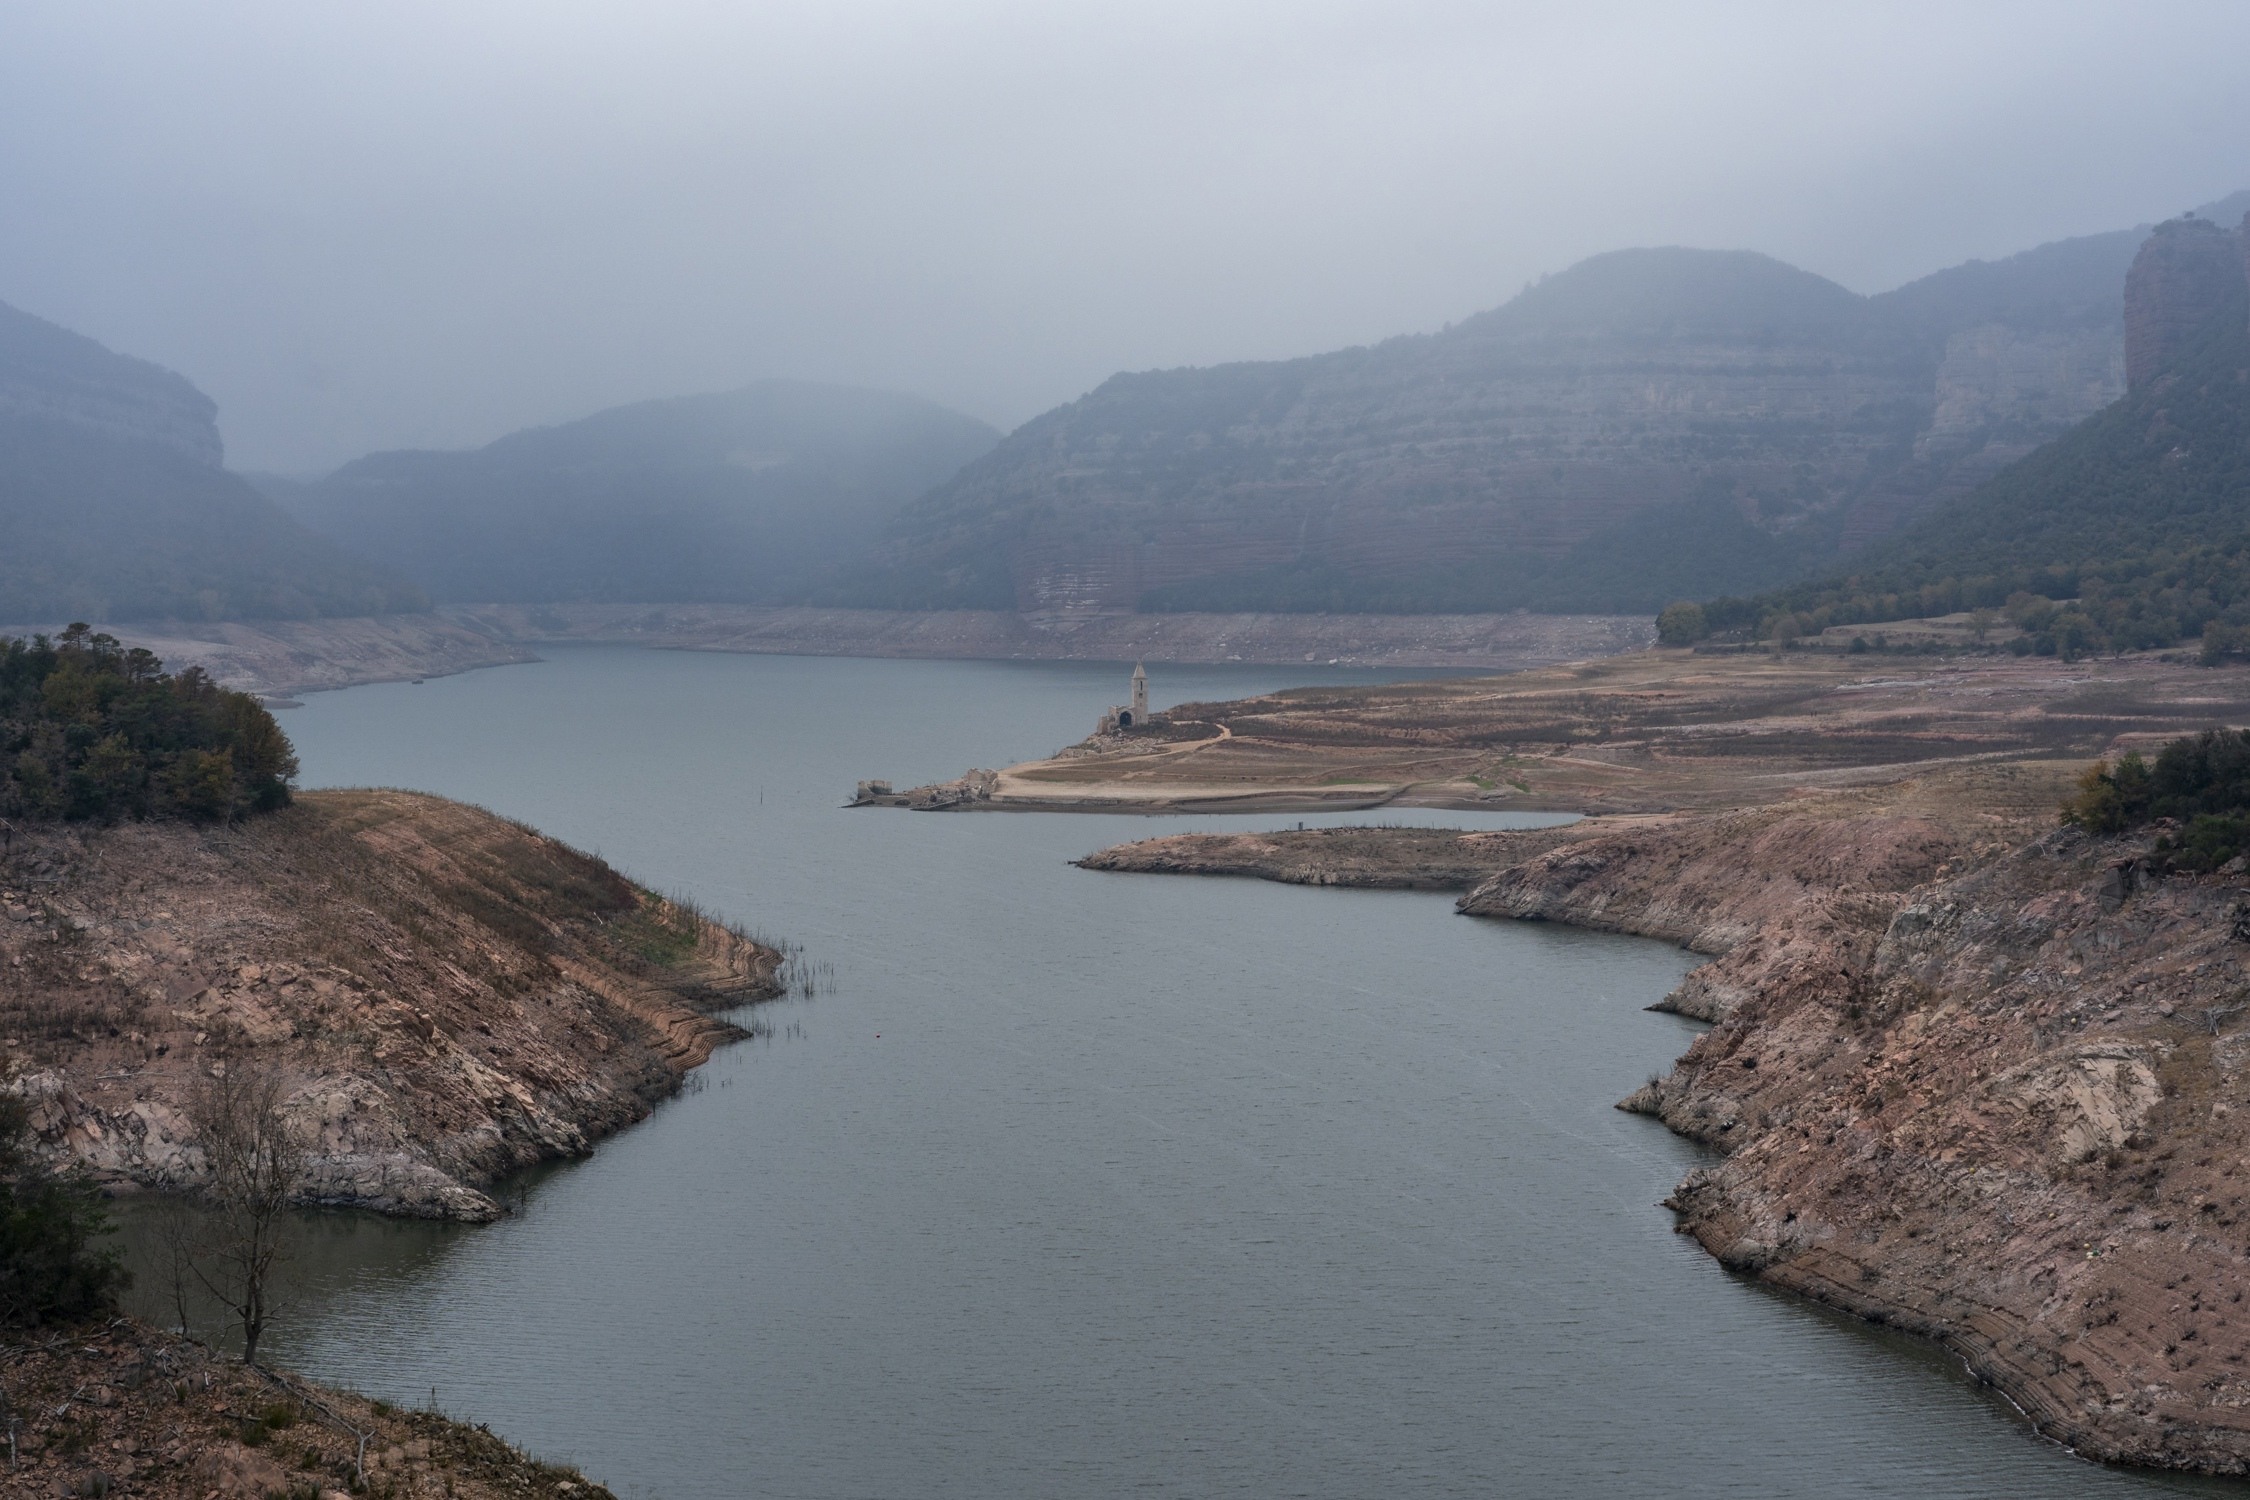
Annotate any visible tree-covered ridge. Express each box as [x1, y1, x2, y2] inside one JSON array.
[[0, 625, 297, 823], [1680, 265, 2250, 657]]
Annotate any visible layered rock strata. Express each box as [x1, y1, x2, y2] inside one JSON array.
[[0, 298, 222, 466], [1594, 818, 2250, 1471]]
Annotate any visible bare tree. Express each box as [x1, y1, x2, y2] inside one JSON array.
[[155, 1199, 198, 1338], [186, 1051, 307, 1365]]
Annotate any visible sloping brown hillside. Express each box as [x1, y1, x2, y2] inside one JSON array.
[[0, 789, 781, 1219], [0, 1318, 612, 1498]]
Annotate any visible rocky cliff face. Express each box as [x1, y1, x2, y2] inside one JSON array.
[[0, 299, 221, 466], [880, 249, 1944, 615], [0, 789, 782, 1220], [868, 203, 2250, 616], [2124, 215, 2250, 389]]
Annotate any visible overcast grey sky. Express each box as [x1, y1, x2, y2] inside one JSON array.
[[2, 1, 2246, 473]]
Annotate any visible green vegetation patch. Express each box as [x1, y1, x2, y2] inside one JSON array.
[[2064, 728, 2250, 870], [0, 624, 297, 823], [614, 894, 712, 967]]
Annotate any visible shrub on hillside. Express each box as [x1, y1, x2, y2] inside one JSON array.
[[2064, 728, 2250, 870], [0, 624, 296, 823]]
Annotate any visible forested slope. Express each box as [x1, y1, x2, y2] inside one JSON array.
[[276, 381, 998, 605], [1692, 213, 2250, 657]]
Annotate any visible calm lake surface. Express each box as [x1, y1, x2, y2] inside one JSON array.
[[125, 647, 2234, 1497]]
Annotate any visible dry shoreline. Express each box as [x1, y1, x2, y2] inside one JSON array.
[[1, 605, 1656, 701], [1049, 648, 2250, 1473]]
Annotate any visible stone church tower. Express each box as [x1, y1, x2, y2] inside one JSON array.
[[1098, 663, 1152, 734]]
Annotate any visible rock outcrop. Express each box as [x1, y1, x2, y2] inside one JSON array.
[[888, 768, 998, 809], [1611, 821, 2250, 1471], [2124, 215, 2250, 388], [0, 789, 782, 1219], [1076, 823, 1596, 891], [1446, 790, 2250, 1471]]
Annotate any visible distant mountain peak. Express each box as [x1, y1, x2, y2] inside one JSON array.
[[1461, 246, 1871, 343]]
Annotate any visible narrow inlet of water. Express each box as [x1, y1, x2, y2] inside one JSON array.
[[117, 649, 2235, 1498]]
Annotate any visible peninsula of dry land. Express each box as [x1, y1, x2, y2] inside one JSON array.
[[2, 788, 781, 1221], [1062, 647, 2250, 1474], [893, 645, 2250, 813]]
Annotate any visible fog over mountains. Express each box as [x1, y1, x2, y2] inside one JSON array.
[[0, 300, 423, 624], [261, 385, 998, 606], [4, 190, 2245, 628], [860, 190, 2250, 616], [1713, 209, 2250, 657]]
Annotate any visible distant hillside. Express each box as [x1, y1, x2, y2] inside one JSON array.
[[1694, 212, 2250, 657], [0, 299, 425, 624], [274, 383, 999, 605], [849, 192, 2249, 617]]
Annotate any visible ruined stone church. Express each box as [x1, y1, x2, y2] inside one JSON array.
[[1097, 663, 1148, 734]]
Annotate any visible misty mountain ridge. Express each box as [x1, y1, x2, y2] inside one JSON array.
[[843, 190, 2250, 617], [272, 381, 1000, 606], [0, 299, 426, 625]]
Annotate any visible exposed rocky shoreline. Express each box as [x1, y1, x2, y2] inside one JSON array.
[[449, 601, 1653, 672], [0, 614, 537, 700], [1, 789, 782, 1220], [1086, 786, 2250, 1469], [1064, 651, 2250, 1473]]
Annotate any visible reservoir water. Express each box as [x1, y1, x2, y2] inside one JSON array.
[[125, 646, 2232, 1497]]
